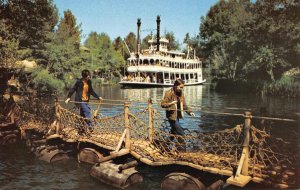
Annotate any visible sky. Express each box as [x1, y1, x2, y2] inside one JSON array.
[[54, 0, 219, 44]]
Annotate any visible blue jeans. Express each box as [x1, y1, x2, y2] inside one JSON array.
[[168, 119, 186, 151], [80, 102, 92, 127], [169, 119, 185, 136]]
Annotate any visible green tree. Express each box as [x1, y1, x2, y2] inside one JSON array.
[[45, 9, 82, 88], [124, 32, 136, 58], [183, 33, 191, 45], [141, 34, 152, 50], [200, 0, 299, 82], [0, 0, 58, 63], [84, 32, 125, 79], [183, 33, 204, 58], [200, 0, 253, 80], [0, 18, 19, 67], [244, 0, 300, 81], [56, 10, 81, 49], [113, 36, 123, 52], [165, 31, 180, 50]]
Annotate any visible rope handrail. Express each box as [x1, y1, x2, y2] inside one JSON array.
[[157, 107, 297, 122], [251, 115, 297, 122], [56, 98, 297, 122], [56, 99, 124, 106]]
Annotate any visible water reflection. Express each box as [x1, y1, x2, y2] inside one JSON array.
[[119, 85, 204, 105]]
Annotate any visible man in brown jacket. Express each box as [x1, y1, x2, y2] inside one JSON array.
[[161, 79, 195, 139]]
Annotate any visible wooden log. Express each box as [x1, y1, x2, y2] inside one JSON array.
[[113, 128, 127, 153], [0, 122, 16, 130], [78, 148, 104, 164], [38, 149, 69, 163], [118, 160, 138, 173], [90, 161, 143, 189], [34, 145, 46, 156], [32, 139, 47, 146], [161, 173, 206, 190], [0, 129, 19, 135], [45, 145, 59, 152], [207, 179, 225, 190], [1, 134, 17, 144], [99, 149, 129, 163], [0, 122, 14, 128]]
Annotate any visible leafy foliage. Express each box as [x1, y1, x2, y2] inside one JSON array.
[[124, 32, 137, 59], [141, 34, 152, 50], [0, 0, 58, 63], [262, 74, 300, 98], [84, 32, 126, 79], [113, 36, 123, 52], [200, 0, 300, 84], [0, 18, 19, 67], [44, 10, 82, 90], [165, 31, 180, 50], [31, 67, 64, 94]]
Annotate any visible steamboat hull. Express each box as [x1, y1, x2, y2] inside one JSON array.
[[119, 79, 206, 88]]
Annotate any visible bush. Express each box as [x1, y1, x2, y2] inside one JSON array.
[[262, 76, 300, 98], [210, 76, 299, 98], [31, 68, 64, 94]]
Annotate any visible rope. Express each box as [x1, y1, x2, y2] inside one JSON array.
[[93, 99, 102, 118], [158, 108, 297, 122], [56, 99, 297, 122], [251, 115, 297, 122], [56, 99, 124, 106]]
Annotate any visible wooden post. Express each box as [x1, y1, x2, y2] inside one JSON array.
[[148, 98, 153, 143], [54, 98, 60, 134], [10, 108, 15, 124], [124, 101, 131, 149], [241, 111, 251, 176], [227, 112, 252, 187]]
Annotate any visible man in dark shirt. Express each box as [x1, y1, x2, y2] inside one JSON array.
[[65, 69, 102, 120]]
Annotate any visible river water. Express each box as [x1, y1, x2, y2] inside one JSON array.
[[0, 85, 299, 189]]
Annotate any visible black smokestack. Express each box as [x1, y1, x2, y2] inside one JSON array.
[[156, 15, 160, 52], [137, 18, 141, 53]]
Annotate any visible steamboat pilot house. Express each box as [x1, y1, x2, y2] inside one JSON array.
[[119, 16, 206, 87]]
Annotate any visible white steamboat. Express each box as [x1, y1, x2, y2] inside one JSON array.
[[120, 16, 206, 87]]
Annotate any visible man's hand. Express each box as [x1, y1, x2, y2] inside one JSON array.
[[190, 112, 195, 117], [65, 98, 70, 104], [169, 100, 177, 106], [99, 97, 103, 101]]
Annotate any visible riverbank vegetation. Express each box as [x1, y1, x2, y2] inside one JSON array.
[[0, 0, 299, 98], [0, 1, 128, 94], [194, 0, 300, 97]]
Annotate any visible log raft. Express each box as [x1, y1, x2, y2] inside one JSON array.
[[0, 99, 297, 190]]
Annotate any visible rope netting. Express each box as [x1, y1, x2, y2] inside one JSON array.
[[130, 107, 243, 167], [3, 97, 298, 187], [11, 97, 54, 134], [123, 106, 297, 186], [56, 104, 125, 150], [248, 126, 297, 185]]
